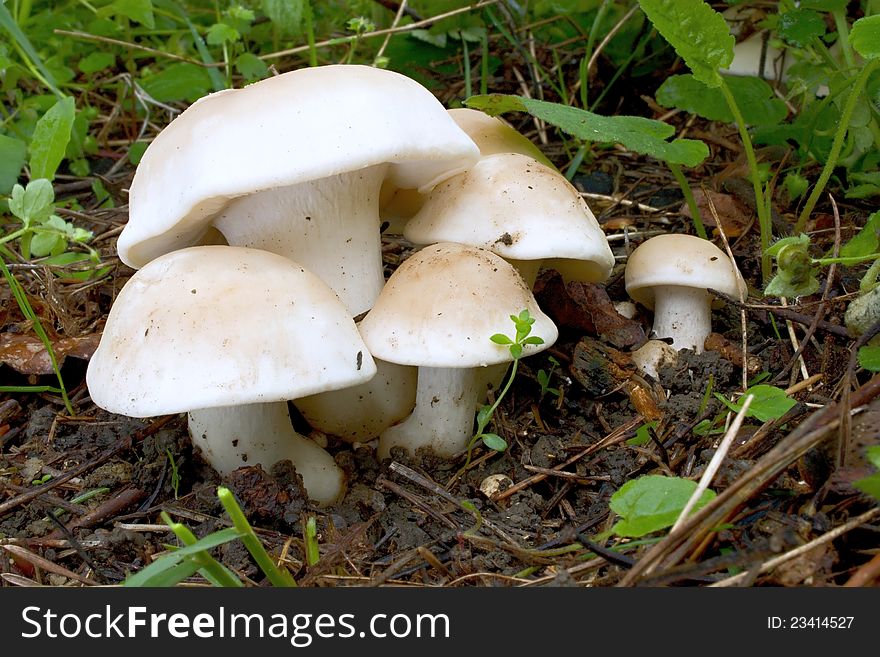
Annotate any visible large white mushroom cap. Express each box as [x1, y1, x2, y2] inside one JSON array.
[[117, 64, 480, 269], [87, 246, 377, 416], [404, 153, 614, 284]]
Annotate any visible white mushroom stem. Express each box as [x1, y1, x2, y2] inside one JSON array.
[[213, 164, 389, 317], [188, 402, 345, 507], [294, 359, 417, 443], [650, 285, 713, 352], [378, 367, 483, 460]]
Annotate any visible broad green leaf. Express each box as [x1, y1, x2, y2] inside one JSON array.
[[105, 0, 156, 29], [716, 385, 797, 423], [799, 0, 848, 9], [637, 0, 734, 87], [235, 53, 268, 81], [0, 134, 27, 194], [29, 230, 66, 258], [261, 0, 304, 35], [656, 74, 787, 126], [465, 95, 709, 167], [609, 475, 716, 538], [207, 22, 239, 46], [778, 9, 826, 48], [41, 252, 111, 281], [8, 179, 55, 225], [846, 172, 880, 199], [490, 333, 513, 345], [858, 346, 880, 372], [140, 63, 213, 103], [29, 96, 75, 181], [78, 52, 116, 75], [840, 211, 880, 259], [850, 15, 880, 60]]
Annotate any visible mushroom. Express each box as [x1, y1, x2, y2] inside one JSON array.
[[379, 107, 555, 234], [403, 152, 614, 288], [624, 234, 745, 353], [293, 357, 417, 443], [117, 64, 480, 317], [358, 242, 558, 459], [86, 246, 378, 506]]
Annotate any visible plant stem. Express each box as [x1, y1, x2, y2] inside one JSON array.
[[217, 486, 297, 587], [668, 163, 705, 239], [719, 78, 772, 282], [303, 0, 317, 67], [161, 511, 243, 587], [796, 59, 880, 233]]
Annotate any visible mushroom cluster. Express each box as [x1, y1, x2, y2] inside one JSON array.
[[85, 64, 750, 509]]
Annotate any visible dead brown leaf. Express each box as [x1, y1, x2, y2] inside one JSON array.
[[0, 332, 100, 375]]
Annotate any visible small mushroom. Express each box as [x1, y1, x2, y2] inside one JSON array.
[[86, 246, 378, 506], [379, 107, 556, 233], [404, 152, 614, 288], [359, 242, 557, 459], [624, 234, 745, 353]]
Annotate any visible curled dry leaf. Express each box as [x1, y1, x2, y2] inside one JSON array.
[[0, 332, 101, 375]]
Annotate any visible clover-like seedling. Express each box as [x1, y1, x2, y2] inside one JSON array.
[[467, 309, 545, 458]]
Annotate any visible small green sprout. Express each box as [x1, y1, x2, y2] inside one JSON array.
[[465, 309, 545, 460], [536, 356, 561, 402]]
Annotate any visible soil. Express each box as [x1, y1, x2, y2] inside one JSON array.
[[2, 69, 880, 590]]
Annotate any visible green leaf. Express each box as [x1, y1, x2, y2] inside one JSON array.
[[78, 52, 116, 75], [490, 333, 513, 345], [783, 172, 809, 201], [29, 96, 76, 181], [627, 421, 657, 446], [766, 234, 810, 257], [609, 475, 716, 538], [128, 141, 149, 166], [0, 135, 27, 194], [235, 53, 268, 81], [261, 0, 304, 35], [8, 179, 55, 225], [509, 343, 523, 359], [207, 23, 239, 46], [716, 385, 797, 423], [853, 447, 880, 500], [123, 526, 243, 587], [29, 230, 66, 257], [858, 346, 880, 372], [637, 0, 734, 87], [106, 0, 155, 29], [850, 15, 880, 60], [140, 63, 213, 103], [522, 336, 545, 346], [777, 9, 826, 48], [464, 95, 709, 167], [481, 433, 507, 452], [840, 211, 880, 259], [656, 74, 787, 126]]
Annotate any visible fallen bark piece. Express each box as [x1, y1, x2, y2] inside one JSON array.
[[534, 270, 646, 348], [703, 332, 762, 374], [570, 336, 662, 421]]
